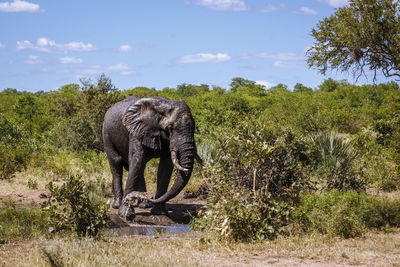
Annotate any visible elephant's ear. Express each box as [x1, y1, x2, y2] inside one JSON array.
[[122, 98, 163, 150]]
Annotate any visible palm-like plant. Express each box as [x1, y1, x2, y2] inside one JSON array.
[[311, 132, 365, 191]]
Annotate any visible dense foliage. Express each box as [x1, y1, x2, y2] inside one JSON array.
[[193, 119, 311, 241], [1, 75, 400, 240]]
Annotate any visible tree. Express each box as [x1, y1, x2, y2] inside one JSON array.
[[267, 83, 288, 93], [294, 83, 313, 93], [319, 78, 349, 92], [124, 86, 158, 98], [76, 74, 121, 152], [176, 83, 209, 97], [50, 84, 81, 118], [307, 0, 400, 81], [13, 94, 53, 137], [230, 77, 266, 96]]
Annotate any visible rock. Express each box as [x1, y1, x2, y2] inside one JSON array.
[[118, 191, 153, 223], [118, 201, 135, 223], [39, 193, 48, 198]]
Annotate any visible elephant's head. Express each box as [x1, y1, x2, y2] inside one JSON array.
[[122, 97, 201, 203]]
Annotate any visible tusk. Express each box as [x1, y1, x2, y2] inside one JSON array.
[[195, 153, 203, 165], [171, 150, 189, 172]]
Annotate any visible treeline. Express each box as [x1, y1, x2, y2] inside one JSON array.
[[1, 75, 399, 183]]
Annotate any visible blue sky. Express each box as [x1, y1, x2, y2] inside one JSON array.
[[0, 0, 389, 92]]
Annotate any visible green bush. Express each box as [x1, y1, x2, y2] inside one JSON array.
[[310, 131, 365, 191], [27, 178, 38, 189], [0, 114, 35, 180], [193, 118, 311, 241], [353, 128, 400, 191], [41, 175, 108, 237], [294, 190, 400, 238]]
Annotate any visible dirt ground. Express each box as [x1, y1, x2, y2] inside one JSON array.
[[1, 189, 400, 266]]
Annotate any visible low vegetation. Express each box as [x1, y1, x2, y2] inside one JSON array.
[[0, 201, 48, 243], [42, 175, 108, 237], [294, 190, 400, 238]]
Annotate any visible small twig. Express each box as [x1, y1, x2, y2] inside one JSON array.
[[253, 167, 257, 194]]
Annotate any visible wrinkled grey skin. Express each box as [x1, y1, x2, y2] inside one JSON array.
[[102, 96, 201, 215]]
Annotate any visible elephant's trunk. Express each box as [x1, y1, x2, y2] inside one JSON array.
[[149, 142, 195, 204]]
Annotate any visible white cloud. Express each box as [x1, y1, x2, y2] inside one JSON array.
[[318, 0, 349, 8], [26, 55, 42, 64], [0, 43, 5, 49], [80, 65, 103, 76], [0, 0, 41, 12], [296, 7, 317, 15], [273, 60, 299, 68], [17, 37, 95, 53], [63, 42, 95, 52], [119, 45, 132, 52], [254, 52, 303, 68], [59, 56, 83, 64], [108, 63, 135, 75], [178, 53, 231, 63], [256, 80, 276, 89], [259, 3, 284, 13], [256, 52, 301, 61], [80, 63, 135, 76], [194, 0, 247, 11]]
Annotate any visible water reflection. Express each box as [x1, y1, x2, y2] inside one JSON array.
[[107, 224, 191, 236]]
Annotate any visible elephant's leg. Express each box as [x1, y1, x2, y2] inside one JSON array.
[[125, 151, 152, 208], [104, 144, 124, 209], [132, 163, 147, 192], [151, 155, 173, 215], [125, 144, 148, 197]]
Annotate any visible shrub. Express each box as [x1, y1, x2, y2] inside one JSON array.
[[27, 178, 38, 189], [294, 190, 400, 238], [352, 128, 400, 191], [193, 118, 311, 241], [41, 175, 108, 237], [310, 131, 365, 191], [0, 114, 35, 180]]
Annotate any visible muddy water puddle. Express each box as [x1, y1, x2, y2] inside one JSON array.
[[107, 224, 191, 236]]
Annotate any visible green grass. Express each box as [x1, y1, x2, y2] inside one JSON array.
[[0, 201, 49, 242], [293, 190, 400, 238]]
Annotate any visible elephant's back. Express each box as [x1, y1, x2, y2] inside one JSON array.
[[103, 96, 140, 159], [103, 96, 139, 126]]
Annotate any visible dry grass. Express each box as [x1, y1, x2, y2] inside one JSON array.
[[1, 230, 400, 266], [1, 236, 207, 267]]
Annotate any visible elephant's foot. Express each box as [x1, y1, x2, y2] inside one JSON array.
[[111, 197, 122, 209], [137, 199, 152, 209], [151, 204, 168, 215]]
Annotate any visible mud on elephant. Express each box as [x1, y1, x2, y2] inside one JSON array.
[[102, 96, 202, 215]]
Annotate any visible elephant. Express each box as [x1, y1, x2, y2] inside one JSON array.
[[102, 96, 202, 215]]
